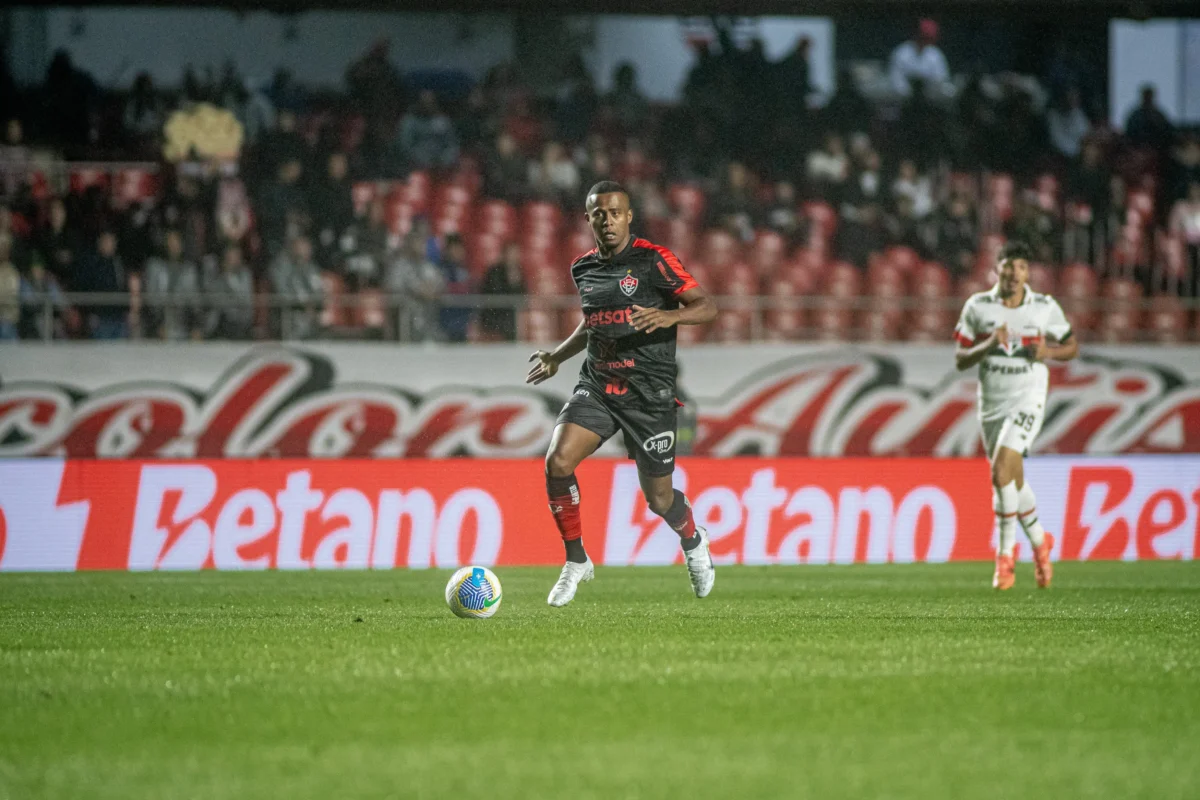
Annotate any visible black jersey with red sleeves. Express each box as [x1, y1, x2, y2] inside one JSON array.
[[570, 237, 699, 409]]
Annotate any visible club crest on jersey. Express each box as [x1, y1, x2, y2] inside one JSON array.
[[619, 272, 639, 296]]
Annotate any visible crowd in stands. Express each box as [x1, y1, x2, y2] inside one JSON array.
[[1, 20, 1199, 344]]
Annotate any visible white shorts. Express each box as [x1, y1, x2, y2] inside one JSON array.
[[980, 402, 1044, 461]]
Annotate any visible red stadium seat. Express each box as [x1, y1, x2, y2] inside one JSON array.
[[813, 306, 852, 341], [663, 217, 695, 262], [720, 262, 758, 295], [1058, 263, 1099, 298], [1098, 309, 1139, 343], [676, 322, 708, 345], [1146, 296, 1185, 343], [883, 246, 921, 275], [668, 184, 706, 224], [712, 309, 753, 343], [479, 200, 518, 238], [986, 174, 1014, 222], [523, 201, 562, 233], [914, 262, 951, 299], [352, 182, 378, 216], [520, 310, 557, 343], [566, 224, 595, 260], [355, 288, 387, 332], [803, 201, 838, 239], [468, 232, 506, 277], [319, 272, 346, 328], [1103, 277, 1142, 306], [1027, 264, 1057, 296], [752, 229, 787, 276], [701, 229, 740, 269], [957, 275, 991, 300], [406, 171, 434, 212], [824, 261, 862, 298], [1127, 189, 1154, 225]]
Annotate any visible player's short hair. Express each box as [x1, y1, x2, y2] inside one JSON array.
[[997, 241, 1033, 264], [585, 181, 629, 207]]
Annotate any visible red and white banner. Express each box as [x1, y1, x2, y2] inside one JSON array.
[[2, 343, 1199, 459], [1, 457, 1195, 571]]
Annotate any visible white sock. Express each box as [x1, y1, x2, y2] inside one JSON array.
[[994, 481, 1019, 557], [1017, 481, 1046, 548]]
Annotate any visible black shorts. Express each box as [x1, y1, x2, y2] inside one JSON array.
[[556, 385, 677, 477]]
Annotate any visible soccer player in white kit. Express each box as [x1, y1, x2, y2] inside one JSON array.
[[953, 242, 1079, 590]]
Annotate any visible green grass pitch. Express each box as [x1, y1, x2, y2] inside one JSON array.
[[2, 562, 1198, 799]]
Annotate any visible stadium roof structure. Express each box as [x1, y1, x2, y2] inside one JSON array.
[[18, 0, 1200, 18]]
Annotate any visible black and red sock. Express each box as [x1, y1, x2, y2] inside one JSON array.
[[662, 490, 701, 551], [546, 473, 587, 563]]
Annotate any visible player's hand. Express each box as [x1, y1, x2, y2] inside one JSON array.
[[1027, 337, 1048, 362], [526, 351, 559, 385], [629, 305, 679, 334], [991, 324, 1009, 349]]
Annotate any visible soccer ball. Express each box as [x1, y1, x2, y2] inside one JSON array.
[[445, 566, 503, 619]]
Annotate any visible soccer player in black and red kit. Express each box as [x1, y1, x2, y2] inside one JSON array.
[[526, 181, 719, 606]]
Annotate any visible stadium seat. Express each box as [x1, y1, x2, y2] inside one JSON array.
[[523, 201, 562, 233], [883, 246, 921, 275], [663, 217, 696, 262], [752, 229, 787, 276], [1027, 264, 1057, 296], [719, 262, 758, 295], [667, 184, 706, 224], [479, 200, 518, 239], [1058, 263, 1099, 298], [701, 229, 740, 269], [355, 288, 387, 334], [407, 171, 434, 213], [1127, 189, 1154, 226], [676, 322, 708, 345], [824, 261, 862, 298], [802, 201, 838, 239], [352, 182, 378, 216], [1098, 308, 1139, 343], [1103, 277, 1142, 306], [713, 305, 754, 342], [519, 310, 557, 343], [1146, 296, 1186, 343], [913, 262, 951, 299], [319, 272, 347, 328], [985, 174, 1014, 222], [468, 232, 506, 277]]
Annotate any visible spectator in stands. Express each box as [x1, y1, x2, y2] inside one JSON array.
[[478, 241, 525, 342], [457, 86, 495, 157], [271, 234, 325, 340], [823, 67, 872, 137], [932, 195, 979, 277], [555, 54, 598, 145], [215, 176, 252, 248], [37, 198, 80, 286], [528, 141, 580, 208], [837, 203, 888, 268], [309, 151, 355, 265], [18, 254, 68, 340], [709, 161, 759, 241], [764, 181, 805, 243], [847, 148, 884, 210], [143, 229, 201, 341], [397, 90, 460, 172], [806, 133, 850, 203], [256, 158, 307, 259], [0, 233, 19, 340], [772, 35, 812, 123], [485, 132, 530, 204], [123, 72, 164, 157], [1168, 182, 1200, 294], [385, 230, 444, 342], [438, 234, 472, 343], [1124, 85, 1174, 156], [605, 63, 649, 137], [1047, 87, 1092, 160], [889, 20, 950, 100], [891, 160, 934, 219], [161, 173, 214, 265], [346, 39, 406, 141], [887, 195, 929, 256], [204, 244, 255, 340], [1169, 136, 1200, 203], [75, 230, 129, 340], [1006, 191, 1060, 266], [993, 84, 1048, 176]]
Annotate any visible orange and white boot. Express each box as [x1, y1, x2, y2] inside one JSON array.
[[1033, 533, 1054, 589], [993, 553, 1015, 590]]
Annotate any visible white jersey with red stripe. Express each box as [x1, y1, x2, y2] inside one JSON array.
[[953, 284, 1072, 422]]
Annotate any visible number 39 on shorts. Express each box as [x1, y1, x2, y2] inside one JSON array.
[[1013, 411, 1036, 432]]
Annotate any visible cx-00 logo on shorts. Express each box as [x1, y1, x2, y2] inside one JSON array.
[[643, 431, 674, 454]]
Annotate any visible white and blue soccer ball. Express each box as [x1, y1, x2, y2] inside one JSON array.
[[445, 566, 503, 619]]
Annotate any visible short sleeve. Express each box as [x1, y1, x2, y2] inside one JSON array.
[[647, 244, 699, 297], [953, 301, 980, 347], [1044, 297, 1073, 342]]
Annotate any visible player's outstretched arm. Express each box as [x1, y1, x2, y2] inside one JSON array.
[[526, 318, 588, 385], [629, 287, 718, 334], [955, 325, 1005, 371]]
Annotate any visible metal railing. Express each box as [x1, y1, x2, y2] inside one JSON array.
[[5, 291, 1199, 344]]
